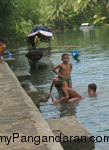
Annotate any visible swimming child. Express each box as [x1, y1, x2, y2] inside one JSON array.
[[53, 81, 82, 103], [0, 38, 6, 60], [52, 53, 72, 88], [88, 83, 97, 96]]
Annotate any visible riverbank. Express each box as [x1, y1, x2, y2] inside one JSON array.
[[0, 61, 63, 150]]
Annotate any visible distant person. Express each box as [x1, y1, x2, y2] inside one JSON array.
[[0, 38, 6, 60], [88, 83, 97, 96], [53, 81, 82, 103], [52, 53, 72, 88], [72, 47, 80, 62]]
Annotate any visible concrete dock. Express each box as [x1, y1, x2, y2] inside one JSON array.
[[0, 61, 94, 150], [47, 116, 95, 150], [0, 61, 63, 150]]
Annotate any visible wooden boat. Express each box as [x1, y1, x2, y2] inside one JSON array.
[[37, 54, 51, 67], [26, 47, 51, 67], [26, 26, 53, 68]]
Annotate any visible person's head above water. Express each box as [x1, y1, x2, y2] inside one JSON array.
[[88, 83, 97, 96]]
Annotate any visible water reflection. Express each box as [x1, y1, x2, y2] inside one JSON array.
[[30, 64, 54, 91]]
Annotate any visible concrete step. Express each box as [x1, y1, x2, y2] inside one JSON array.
[[47, 116, 95, 150]]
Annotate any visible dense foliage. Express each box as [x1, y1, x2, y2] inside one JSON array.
[[0, 0, 15, 33], [0, 0, 109, 36]]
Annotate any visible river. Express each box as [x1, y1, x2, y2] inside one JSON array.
[[9, 28, 109, 150]]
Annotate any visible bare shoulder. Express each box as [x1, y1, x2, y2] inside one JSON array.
[[55, 63, 62, 68], [59, 63, 63, 67], [52, 64, 60, 71]]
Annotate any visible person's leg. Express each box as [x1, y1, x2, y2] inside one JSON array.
[[62, 81, 68, 87], [68, 80, 72, 88]]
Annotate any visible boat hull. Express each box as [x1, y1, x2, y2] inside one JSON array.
[[26, 47, 51, 68], [80, 25, 94, 30], [37, 54, 50, 67]]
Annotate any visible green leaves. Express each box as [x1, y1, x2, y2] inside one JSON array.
[[0, 0, 109, 35]]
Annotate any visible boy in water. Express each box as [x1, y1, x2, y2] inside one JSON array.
[[88, 83, 97, 96], [0, 38, 6, 60], [53, 81, 82, 103], [52, 53, 72, 88]]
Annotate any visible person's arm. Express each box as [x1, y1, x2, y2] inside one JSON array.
[[1, 43, 6, 54], [68, 95, 82, 102], [68, 97, 81, 102], [53, 88, 69, 103], [49, 79, 55, 96], [52, 64, 64, 78], [70, 63, 72, 70], [3, 43, 6, 49]]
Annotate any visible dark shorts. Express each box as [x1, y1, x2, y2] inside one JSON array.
[[61, 77, 71, 83]]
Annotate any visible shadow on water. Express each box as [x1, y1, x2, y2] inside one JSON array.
[[29, 64, 54, 90]]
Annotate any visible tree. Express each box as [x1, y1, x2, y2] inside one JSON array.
[[0, 0, 15, 34], [12, 0, 40, 35]]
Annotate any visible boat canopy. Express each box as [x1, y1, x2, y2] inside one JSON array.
[[26, 26, 53, 38], [26, 26, 53, 47], [81, 23, 89, 26]]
